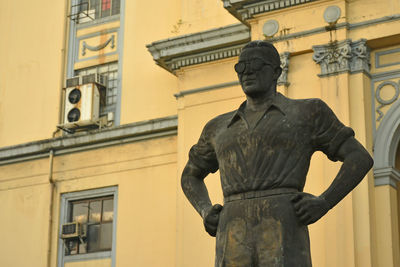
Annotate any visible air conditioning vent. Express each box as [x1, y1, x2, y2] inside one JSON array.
[[82, 73, 107, 87], [66, 77, 81, 88]]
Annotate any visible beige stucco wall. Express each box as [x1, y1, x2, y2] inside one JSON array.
[[0, 158, 51, 267], [0, 135, 177, 267], [0, 0, 67, 147], [119, 0, 238, 125]]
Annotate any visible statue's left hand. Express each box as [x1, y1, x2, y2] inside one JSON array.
[[291, 193, 330, 225], [203, 204, 223, 237]]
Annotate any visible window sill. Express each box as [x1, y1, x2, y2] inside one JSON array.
[[64, 250, 111, 262]]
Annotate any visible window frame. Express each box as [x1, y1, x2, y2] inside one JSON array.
[[74, 0, 121, 26], [66, 0, 125, 126], [57, 186, 118, 267]]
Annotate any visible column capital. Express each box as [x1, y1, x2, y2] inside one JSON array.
[[278, 52, 290, 86], [374, 166, 400, 188], [312, 39, 370, 77]]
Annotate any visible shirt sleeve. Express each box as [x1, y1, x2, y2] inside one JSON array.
[[188, 122, 219, 173], [311, 100, 355, 161]]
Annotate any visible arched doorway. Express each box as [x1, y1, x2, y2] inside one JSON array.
[[373, 99, 400, 266]]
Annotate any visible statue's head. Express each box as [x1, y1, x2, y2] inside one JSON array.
[[235, 40, 282, 97]]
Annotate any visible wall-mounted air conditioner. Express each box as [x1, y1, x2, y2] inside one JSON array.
[[61, 74, 106, 130], [61, 222, 86, 239]]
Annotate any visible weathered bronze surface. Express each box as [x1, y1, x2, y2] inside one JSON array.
[[181, 40, 373, 267]]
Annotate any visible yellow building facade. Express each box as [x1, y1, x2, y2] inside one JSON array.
[[0, 0, 400, 266]]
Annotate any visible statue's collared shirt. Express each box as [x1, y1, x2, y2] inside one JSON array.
[[188, 93, 354, 197]]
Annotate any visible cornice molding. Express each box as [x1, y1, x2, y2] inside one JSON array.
[[222, 0, 320, 24], [146, 23, 250, 74], [0, 116, 178, 165]]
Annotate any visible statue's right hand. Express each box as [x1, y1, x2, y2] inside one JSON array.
[[203, 204, 223, 237]]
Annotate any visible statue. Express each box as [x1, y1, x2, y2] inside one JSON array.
[[181, 40, 373, 267]]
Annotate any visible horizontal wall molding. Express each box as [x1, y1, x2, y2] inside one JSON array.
[[269, 14, 400, 43], [0, 116, 177, 165], [348, 14, 400, 30], [268, 22, 348, 43], [174, 81, 240, 98], [146, 23, 250, 73]]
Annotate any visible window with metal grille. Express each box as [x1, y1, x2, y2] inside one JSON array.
[[76, 0, 120, 23], [75, 62, 118, 117], [65, 196, 114, 255]]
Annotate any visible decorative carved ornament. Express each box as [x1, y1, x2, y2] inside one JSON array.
[[375, 80, 400, 121], [312, 39, 370, 77], [82, 34, 115, 56], [278, 52, 290, 86]]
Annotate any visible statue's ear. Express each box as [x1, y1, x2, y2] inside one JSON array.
[[274, 66, 282, 80]]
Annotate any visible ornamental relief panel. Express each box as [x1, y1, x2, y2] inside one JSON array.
[[373, 77, 400, 130], [77, 31, 118, 61], [371, 46, 400, 131]]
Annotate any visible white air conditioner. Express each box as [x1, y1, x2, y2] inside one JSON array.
[[62, 83, 103, 129], [61, 222, 86, 239]]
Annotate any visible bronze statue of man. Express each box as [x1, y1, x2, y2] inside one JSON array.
[[181, 40, 373, 267]]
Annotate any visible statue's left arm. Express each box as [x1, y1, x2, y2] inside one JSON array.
[[292, 100, 374, 225]]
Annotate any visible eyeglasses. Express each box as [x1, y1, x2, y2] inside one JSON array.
[[234, 58, 272, 74]]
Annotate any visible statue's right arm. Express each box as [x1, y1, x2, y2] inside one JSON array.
[[181, 161, 213, 219], [181, 161, 222, 236]]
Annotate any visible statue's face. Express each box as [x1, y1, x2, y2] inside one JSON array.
[[236, 47, 280, 97]]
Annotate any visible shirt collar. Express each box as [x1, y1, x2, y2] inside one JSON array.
[[227, 92, 288, 128]]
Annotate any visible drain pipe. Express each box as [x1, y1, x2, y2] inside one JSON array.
[[47, 149, 55, 267]]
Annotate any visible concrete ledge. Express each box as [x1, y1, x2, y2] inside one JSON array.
[[146, 23, 250, 73], [0, 116, 178, 165], [174, 81, 240, 98]]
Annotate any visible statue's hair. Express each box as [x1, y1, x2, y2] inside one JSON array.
[[242, 40, 281, 68]]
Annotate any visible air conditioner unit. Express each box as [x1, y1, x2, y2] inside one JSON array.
[[60, 74, 106, 130], [62, 83, 104, 129], [61, 222, 86, 239]]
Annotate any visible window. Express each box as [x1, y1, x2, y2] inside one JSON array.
[[58, 187, 117, 266], [65, 196, 114, 255], [75, 61, 119, 117], [77, 0, 121, 23]]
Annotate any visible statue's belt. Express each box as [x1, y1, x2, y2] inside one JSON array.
[[224, 188, 298, 203]]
